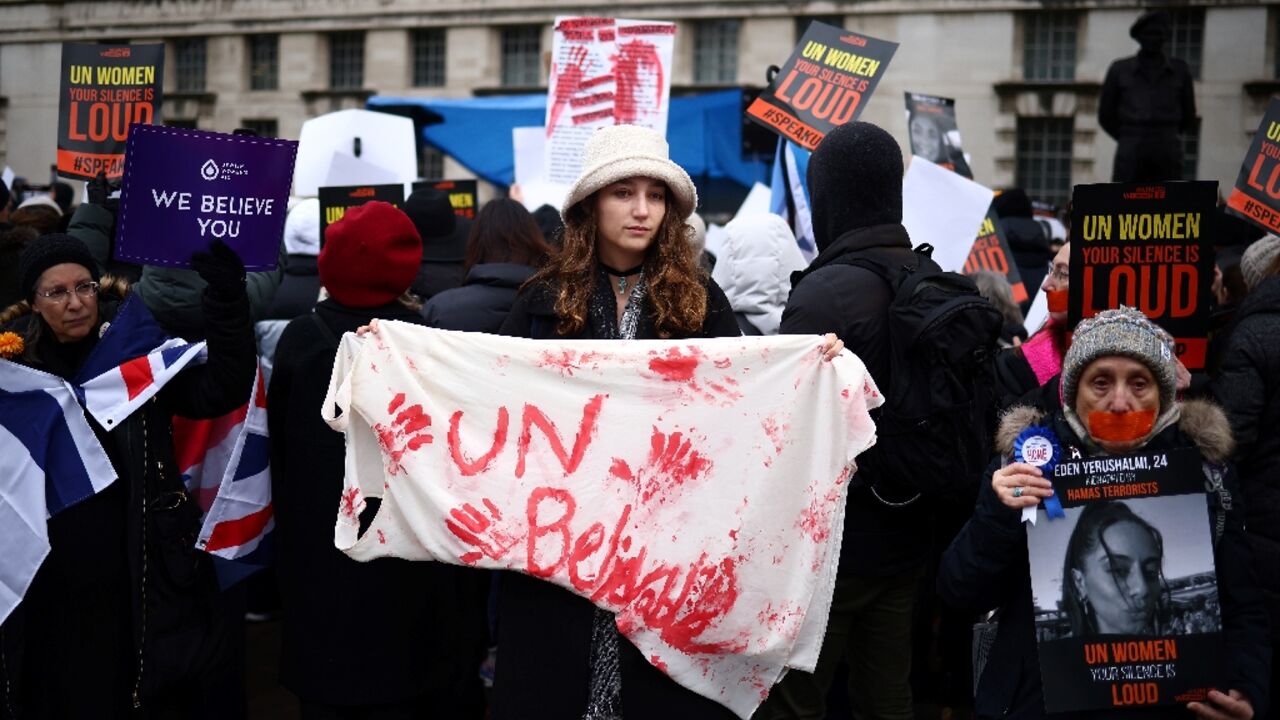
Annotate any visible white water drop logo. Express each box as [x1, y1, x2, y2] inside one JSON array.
[[200, 159, 219, 181]]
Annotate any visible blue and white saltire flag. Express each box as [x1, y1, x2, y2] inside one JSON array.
[[0, 359, 117, 624], [769, 139, 816, 261]]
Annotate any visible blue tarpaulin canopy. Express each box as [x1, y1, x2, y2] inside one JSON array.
[[367, 90, 770, 193]]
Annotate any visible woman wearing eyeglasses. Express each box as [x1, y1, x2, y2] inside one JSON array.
[[994, 242, 1074, 408], [0, 234, 256, 718]]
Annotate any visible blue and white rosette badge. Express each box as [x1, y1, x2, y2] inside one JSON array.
[[1015, 426, 1065, 525]]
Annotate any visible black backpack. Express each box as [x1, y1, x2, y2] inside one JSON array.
[[834, 244, 1002, 504]]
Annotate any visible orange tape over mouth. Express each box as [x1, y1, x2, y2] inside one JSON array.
[[1046, 289, 1069, 313], [1087, 410, 1156, 442]]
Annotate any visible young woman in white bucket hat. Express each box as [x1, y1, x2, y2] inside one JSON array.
[[492, 125, 841, 719]]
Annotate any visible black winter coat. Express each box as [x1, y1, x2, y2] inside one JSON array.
[[0, 285, 257, 718], [268, 298, 487, 708], [938, 401, 1270, 720], [262, 253, 319, 321], [1210, 277, 1280, 639], [780, 223, 934, 577], [1003, 216, 1054, 298], [420, 262, 536, 333], [490, 272, 740, 720]]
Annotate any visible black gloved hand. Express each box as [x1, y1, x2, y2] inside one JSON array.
[[190, 239, 246, 302], [87, 171, 112, 206]]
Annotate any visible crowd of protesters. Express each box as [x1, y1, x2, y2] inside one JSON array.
[[2, 84, 1279, 720]]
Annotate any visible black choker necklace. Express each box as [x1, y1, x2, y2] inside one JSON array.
[[599, 261, 644, 294]]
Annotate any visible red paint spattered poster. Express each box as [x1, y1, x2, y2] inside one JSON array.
[[323, 325, 884, 718], [545, 16, 675, 184]]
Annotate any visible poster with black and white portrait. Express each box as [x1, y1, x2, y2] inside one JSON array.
[[904, 92, 972, 178], [1025, 446, 1226, 713]]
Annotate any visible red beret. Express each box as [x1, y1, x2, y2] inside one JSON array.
[[319, 201, 422, 308]]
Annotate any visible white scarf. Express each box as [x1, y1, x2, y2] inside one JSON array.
[[322, 323, 883, 718]]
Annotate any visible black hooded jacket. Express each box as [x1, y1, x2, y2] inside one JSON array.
[[781, 223, 934, 577], [1211, 276, 1280, 639], [420, 262, 536, 334]]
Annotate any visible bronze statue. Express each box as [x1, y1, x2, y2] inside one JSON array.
[[1098, 10, 1197, 183]]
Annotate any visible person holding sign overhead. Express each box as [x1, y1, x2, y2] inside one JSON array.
[[939, 307, 1269, 720]]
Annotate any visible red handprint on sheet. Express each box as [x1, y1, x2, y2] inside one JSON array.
[[548, 45, 590, 133], [609, 427, 713, 503], [446, 498, 521, 565], [373, 393, 433, 475]]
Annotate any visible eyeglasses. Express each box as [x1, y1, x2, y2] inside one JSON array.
[[36, 281, 100, 304], [1045, 262, 1070, 284]]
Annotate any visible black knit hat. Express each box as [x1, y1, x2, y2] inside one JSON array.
[[807, 121, 904, 252], [402, 187, 469, 262], [19, 233, 100, 300]]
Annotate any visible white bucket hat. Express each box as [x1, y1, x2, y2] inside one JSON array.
[[561, 125, 698, 222]]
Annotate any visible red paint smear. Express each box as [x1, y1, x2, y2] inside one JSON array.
[[613, 39, 663, 125], [713, 357, 732, 370], [648, 346, 699, 382], [536, 348, 605, 377], [796, 483, 843, 545], [841, 388, 850, 399], [761, 415, 786, 455], [377, 529, 387, 544], [340, 487, 362, 522], [650, 655, 669, 674]]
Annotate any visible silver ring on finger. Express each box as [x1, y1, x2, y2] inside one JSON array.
[[1012, 486, 1023, 498]]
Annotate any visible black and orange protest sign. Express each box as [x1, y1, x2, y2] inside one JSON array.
[[1069, 182, 1216, 369], [745, 22, 896, 151], [57, 43, 164, 180], [963, 209, 1027, 303], [1226, 98, 1280, 234], [318, 184, 404, 244], [1027, 446, 1224, 713], [414, 179, 478, 221]]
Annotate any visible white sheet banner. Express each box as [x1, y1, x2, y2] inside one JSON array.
[[323, 325, 883, 718]]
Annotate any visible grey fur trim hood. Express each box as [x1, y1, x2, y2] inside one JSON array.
[[995, 397, 1234, 463]]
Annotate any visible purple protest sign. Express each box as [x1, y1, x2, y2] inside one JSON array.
[[116, 124, 297, 271]]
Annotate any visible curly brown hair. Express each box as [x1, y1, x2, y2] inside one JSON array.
[[528, 187, 707, 338]]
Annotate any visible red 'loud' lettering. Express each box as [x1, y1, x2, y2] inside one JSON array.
[[1111, 682, 1159, 706], [67, 101, 153, 142], [1083, 264, 1196, 319]]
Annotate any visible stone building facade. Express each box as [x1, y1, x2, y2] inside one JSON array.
[[1, 0, 1277, 207]]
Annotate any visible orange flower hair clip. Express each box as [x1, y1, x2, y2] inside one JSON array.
[[0, 331, 24, 360]]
